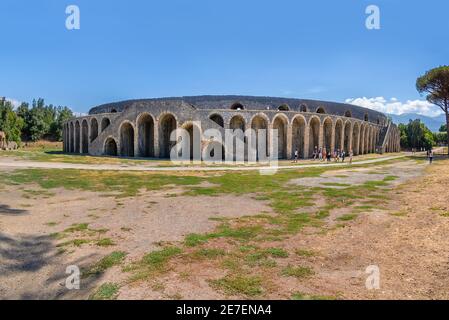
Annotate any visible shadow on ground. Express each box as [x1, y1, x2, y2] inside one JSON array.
[[0, 204, 28, 216], [0, 232, 104, 299]]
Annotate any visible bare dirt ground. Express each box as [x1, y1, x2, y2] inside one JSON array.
[[0, 183, 273, 299], [1, 155, 449, 300], [286, 158, 449, 300]]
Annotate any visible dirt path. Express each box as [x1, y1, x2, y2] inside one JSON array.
[[0, 154, 406, 172]]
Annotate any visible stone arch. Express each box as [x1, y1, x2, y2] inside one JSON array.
[[104, 137, 118, 156], [372, 127, 377, 152], [278, 104, 290, 111], [90, 118, 98, 142], [101, 118, 110, 132], [323, 117, 333, 153], [335, 118, 344, 152], [81, 120, 89, 154], [181, 122, 202, 160], [159, 113, 177, 158], [119, 121, 135, 157], [209, 114, 224, 127], [251, 114, 269, 160], [300, 104, 308, 112], [69, 122, 74, 153], [63, 124, 67, 152], [344, 110, 352, 118], [230, 102, 245, 110], [228, 115, 246, 161], [308, 116, 320, 157], [137, 113, 155, 158], [352, 122, 360, 155], [292, 115, 306, 159], [359, 123, 366, 154], [343, 120, 355, 154], [272, 114, 288, 159], [364, 126, 370, 153], [229, 115, 245, 131], [75, 121, 80, 153], [316, 107, 326, 114]]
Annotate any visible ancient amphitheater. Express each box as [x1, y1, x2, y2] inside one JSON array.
[[63, 96, 400, 160]]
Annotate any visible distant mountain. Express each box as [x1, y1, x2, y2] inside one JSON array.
[[388, 113, 446, 132]]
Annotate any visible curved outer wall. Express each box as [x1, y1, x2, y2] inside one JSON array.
[[63, 96, 401, 159]]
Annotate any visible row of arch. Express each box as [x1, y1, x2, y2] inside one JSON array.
[[230, 103, 378, 123], [63, 112, 395, 160], [63, 117, 111, 154]]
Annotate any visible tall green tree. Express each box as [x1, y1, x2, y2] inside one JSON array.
[[417, 66, 449, 154], [0, 99, 24, 144], [52, 106, 73, 140], [398, 119, 434, 150]]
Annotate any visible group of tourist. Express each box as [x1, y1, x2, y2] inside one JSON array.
[[292, 147, 354, 164]]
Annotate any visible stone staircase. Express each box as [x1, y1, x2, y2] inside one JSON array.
[[376, 121, 393, 154]]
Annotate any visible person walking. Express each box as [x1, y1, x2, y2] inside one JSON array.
[[318, 147, 323, 161], [327, 150, 332, 162], [341, 150, 346, 162], [429, 149, 434, 164], [293, 149, 299, 163]]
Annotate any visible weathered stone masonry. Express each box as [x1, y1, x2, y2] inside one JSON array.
[[63, 96, 401, 159]]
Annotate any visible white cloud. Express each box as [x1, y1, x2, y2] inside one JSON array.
[[345, 97, 443, 118], [5, 97, 22, 109]]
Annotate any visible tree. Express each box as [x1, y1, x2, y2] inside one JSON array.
[[417, 66, 449, 154], [0, 99, 24, 144], [440, 124, 447, 132], [52, 106, 73, 140], [398, 119, 434, 150]]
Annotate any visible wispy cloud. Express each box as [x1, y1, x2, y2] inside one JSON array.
[[5, 97, 22, 109], [345, 97, 443, 118]]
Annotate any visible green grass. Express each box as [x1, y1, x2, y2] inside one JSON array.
[[295, 249, 316, 257], [336, 214, 358, 221], [193, 248, 226, 259], [291, 292, 335, 300], [391, 211, 408, 217], [64, 223, 89, 233], [84, 251, 127, 277], [209, 275, 263, 297], [0, 169, 204, 198], [264, 247, 289, 258], [96, 238, 115, 247], [281, 265, 314, 279], [57, 238, 91, 247], [89, 282, 120, 300], [185, 224, 264, 247], [126, 247, 183, 281], [321, 182, 351, 187], [142, 247, 182, 267]]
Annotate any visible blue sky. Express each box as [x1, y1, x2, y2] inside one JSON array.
[[1, 0, 448, 115]]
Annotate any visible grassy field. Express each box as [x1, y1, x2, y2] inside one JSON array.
[[0, 153, 421, 300], [0, 143, 404, 167]]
